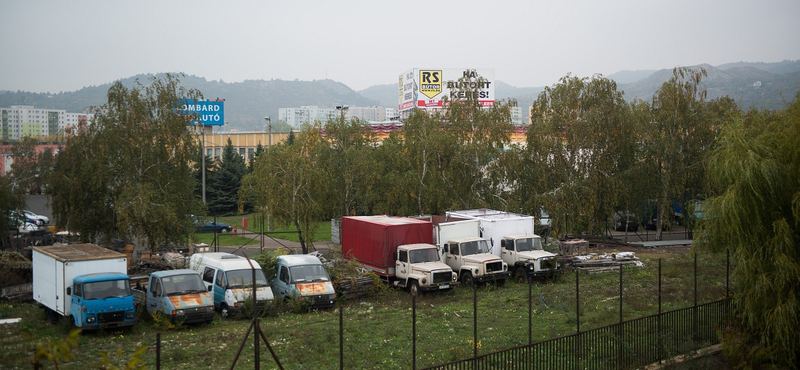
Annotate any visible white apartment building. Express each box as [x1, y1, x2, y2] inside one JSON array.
[[278, 105, 397, 128], [0, 105, 91, 140], [278, 106, 337, 128]]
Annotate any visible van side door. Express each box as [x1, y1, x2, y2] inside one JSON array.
[[273, 265, 291, 298], [148, 276, 163, 315]]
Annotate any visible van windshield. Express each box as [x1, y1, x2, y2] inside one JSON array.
[[290, 264, 330, 283], [162, 274, 207, 295], [515, 237, 543, 252], [226, 269, 269, 289], [83, 279, 131, 300]]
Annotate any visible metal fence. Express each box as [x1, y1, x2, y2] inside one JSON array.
[[421, 299, 731, 370], [144, 251, 731, 370]]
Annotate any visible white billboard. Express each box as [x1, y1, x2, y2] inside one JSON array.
[[398, 68, 495, 112]]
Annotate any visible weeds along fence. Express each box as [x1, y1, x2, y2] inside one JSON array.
[[144, 250, 730, 370]]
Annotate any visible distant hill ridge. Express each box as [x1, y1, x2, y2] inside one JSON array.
[[1, 60, 797, 131]]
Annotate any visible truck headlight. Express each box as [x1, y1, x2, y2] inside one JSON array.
[[421, 278, 427, 284], [452, 273, 458, 281], [126, 312, 135, 319], [208, 306, 215, 312], [474, 268, 479, 275], [503, 264, 508, 271], [176, 310, 185, 315], [87, 316, 96, 323]]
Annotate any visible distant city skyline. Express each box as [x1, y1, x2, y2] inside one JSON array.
[[2, 0, 799, 94]]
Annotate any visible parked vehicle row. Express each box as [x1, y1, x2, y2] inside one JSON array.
[[341, 210, 561, 295], [33, 210, 560, 329]]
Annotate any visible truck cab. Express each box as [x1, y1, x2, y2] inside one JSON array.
[[394, 243, 458, 295], [442, 237, 510, 286], [190, 253, 275, 317], [68, 273, 137, 329], [500, 234, 562, 279], [132, 270, 216, 324], [271, 254, 336, 309]]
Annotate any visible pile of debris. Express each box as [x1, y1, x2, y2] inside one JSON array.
[[569, 252, 643, 273]]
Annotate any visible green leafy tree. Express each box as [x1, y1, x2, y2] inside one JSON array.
[[443, 71, 514, 210], [50, 74, 203, 250], [697, 96, 800, 367], [642, 67, 715, 239], [523, 74, 636, 236], [400, 109, 451, 215], [207, 138, 248, 215], [240, 124, 326, 254], [0, 174, 25, 242], [319, 115, 377, 218]]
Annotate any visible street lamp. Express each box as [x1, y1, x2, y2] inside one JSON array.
[[264, 116, 271, 152]]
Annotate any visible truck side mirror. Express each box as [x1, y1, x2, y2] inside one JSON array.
[[66, 287, 71, 295], [443, 245, 448, 253], [207, 285, 212, 292]]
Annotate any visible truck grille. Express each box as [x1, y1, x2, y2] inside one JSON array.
[[97, 311, 125, 323], [485, 261, 503, 273], [541, 258, 558, 270], [432, 271, 451, 284]]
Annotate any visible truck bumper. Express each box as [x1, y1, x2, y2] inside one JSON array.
[[173, 310, 216, 324], [419, 281, 459, 291], [82, 318, 137, 330], [474, 271, 512, 283], [528, 269, 564, 278]]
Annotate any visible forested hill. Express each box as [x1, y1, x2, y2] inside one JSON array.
[[618, 61, 800, 110], [0, 75, 379, 131], [1, 60, 798, 131]]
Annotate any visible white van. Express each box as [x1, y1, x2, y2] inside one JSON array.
[[189, 252, 274, 317]]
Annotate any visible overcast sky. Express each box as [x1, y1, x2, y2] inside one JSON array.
[[2, 0, 799, 94]]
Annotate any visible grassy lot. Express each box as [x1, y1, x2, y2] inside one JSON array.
[[0, 245, 729, 370], [191, 216, 332, 247]]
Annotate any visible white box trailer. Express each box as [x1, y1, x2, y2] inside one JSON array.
[[433, 219, 481, 250], [446, 209, 536, 257], [33, 244, 128, 317]]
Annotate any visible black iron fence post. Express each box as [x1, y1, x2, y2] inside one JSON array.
[[576, 269, 581, 369], [473, 283, 478, 362], [156, 332, 161, 370], [413, 294, 417, 370], [340, 303, 344, 370], [619, 265, 623, 369], [658, 258, 662, 364], [693, 253, 698, 342]]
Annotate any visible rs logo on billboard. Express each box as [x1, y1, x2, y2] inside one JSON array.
[[419, 70, 442, 99]]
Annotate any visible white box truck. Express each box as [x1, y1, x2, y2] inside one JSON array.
[[432, 218, 510, 286], [446, 209, 562, 279], [32, 244, 137, 329]]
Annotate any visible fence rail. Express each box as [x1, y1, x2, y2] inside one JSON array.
[[422, 298, 731, 370]]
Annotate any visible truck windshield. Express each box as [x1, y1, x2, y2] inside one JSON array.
[[515, 237, 543, 252], [226, 269, 269, 289], [409, 248, 440, 263], [460, 240, 489, 256], [289, 264, 330, 283], [162, 274, 207, 295], [83, 279, 131, 300]]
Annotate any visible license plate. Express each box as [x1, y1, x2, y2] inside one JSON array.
[[439, 284, 450, 289]]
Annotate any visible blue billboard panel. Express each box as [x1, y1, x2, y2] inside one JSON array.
[[178, 99, 225, 126]]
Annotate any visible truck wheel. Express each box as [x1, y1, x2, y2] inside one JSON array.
[[461, 272, 475, 287], [514, 267, 528, 283], [220, 303, 230, 317], [45, 308, 60, 324], [410, 281, 420, 296]]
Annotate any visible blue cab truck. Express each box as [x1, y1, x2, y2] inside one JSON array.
[[32, 244, 137, 329]]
